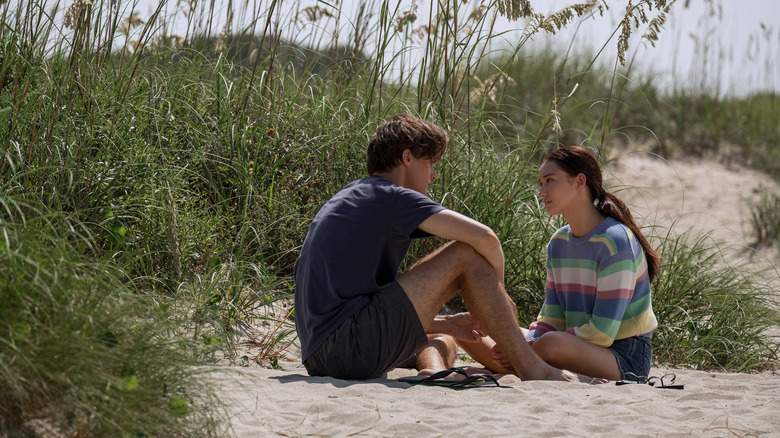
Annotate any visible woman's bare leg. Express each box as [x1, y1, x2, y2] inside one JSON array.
[[532, 332, 621, 380]]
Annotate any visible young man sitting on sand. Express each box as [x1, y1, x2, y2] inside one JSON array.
[[294, 113, 588, 382]]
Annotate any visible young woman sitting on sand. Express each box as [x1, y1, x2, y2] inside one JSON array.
[[441, 146, 661, 383], [493, 145, 662, 381]]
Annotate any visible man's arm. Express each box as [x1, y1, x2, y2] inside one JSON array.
[[417, 210, 505, 284]]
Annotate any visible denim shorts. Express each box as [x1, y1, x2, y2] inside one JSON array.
[[302, 281, 428, 380], [608, 334, 653, 382]]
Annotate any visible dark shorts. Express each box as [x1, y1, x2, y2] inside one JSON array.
[[608, 334, 653, 382], [302, 281, 428, 380]]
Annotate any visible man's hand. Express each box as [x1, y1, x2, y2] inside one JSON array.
[[443, 312, 485, 343]]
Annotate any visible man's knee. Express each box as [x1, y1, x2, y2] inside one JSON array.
[[427, 334, 456, 350], [425, 334, 457, 362], [444, 241, 492, 272]]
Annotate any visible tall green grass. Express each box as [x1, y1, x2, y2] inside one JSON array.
[[1, 0, 779, 434], [651, 228, 780, 370], [0, 198, 226, 435], [748, 188, 780, 250]]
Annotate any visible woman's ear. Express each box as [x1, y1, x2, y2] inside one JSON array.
[[576, 173, 587, 190]]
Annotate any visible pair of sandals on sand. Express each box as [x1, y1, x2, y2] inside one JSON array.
[[616, 372, 685, 389]]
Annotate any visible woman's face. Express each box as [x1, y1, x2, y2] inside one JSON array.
[[538, 160, 579, 216]]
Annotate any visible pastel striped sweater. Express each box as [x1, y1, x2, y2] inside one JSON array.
[[526, 217, 658, 347]]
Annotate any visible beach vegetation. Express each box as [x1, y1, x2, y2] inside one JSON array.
[[1, 0, 778, 434], [748, 188, 780, 251]]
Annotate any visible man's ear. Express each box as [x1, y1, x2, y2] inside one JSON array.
[[401, 149, 413, 166]]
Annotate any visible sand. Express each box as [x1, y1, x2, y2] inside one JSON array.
[[605, 150, 780, 260], [214, 151, 780, 437], [214, 364, 780, 437]]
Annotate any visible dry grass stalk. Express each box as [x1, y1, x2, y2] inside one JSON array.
[[394, 2, 418, 33], [496, 0, 534, 21], [63, 0, 92, 29], [118, 12, 144, 37]]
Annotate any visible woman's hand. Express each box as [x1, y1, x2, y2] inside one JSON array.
[[490, 344, 515, 373]]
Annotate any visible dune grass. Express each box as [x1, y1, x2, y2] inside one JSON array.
[[748, 188, 780, 251], [0, 199, 227, 435], [1, 0, 779, 434]]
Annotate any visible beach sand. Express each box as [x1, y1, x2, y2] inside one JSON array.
[[605, 150, 780, 261], [214, 363, 780, 437], [214, 151, 780, 437]]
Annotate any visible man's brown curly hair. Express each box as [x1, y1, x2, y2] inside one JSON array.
[[366, 113, 448, 175]]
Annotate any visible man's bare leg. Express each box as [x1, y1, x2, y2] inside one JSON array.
[[415, 334, 492, 379], [398, 241, 590, 382], [456, 336, 514, 375], [415, 335, 457, 377]]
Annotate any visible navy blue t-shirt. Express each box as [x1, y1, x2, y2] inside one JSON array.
[[294, 176, 445, 361]]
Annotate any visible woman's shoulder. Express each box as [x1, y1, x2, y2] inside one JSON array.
[[599, 217, 643, 255], [602, 217, 634, 239], [548, 224, 571, 242]]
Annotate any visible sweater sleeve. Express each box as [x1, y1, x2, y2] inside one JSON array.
[[526, 254, 566, 342]]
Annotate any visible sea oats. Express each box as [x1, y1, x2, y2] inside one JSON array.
[[468, 2, 487, 24], [394, 3, 418, 33], [614, 0, 677, 64], [410, 25, 429, 42], [469, 73, 517, 105], [299, 6, 334, 24], [759, 22, 771, 41], [615, 0, 635, 66], [550, 107, 562, 134], [63, 0, 92, 29], [497, 0, 534, 21], [118, 12, 144, 37], [642, 10, 667, 48], [177, 0, 194, 16]]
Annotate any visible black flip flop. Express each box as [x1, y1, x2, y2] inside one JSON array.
[[398, 367, 507, 389]]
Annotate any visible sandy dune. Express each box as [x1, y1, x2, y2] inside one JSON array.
[[214, 362, 780, 437], [605, 150, 779, 255]]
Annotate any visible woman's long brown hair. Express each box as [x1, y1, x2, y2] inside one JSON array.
[[545, 146, 661, 281]]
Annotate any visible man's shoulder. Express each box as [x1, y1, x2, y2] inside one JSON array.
[[355, 176, 440, 204], [330, 176, 391, 200], [325, 176, 440, 215]]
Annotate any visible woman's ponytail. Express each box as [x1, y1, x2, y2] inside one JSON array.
[[598, 191, 661, 281]]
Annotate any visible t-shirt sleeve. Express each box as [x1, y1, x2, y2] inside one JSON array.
[[391, 188, 445, 238]]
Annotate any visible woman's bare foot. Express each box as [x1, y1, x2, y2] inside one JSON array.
[[544, 367, 608, 384]]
